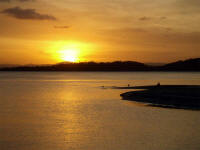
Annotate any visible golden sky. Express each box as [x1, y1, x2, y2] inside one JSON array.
[[0, 0, 200, 64]]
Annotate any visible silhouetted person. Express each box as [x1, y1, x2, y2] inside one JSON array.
[[157, 82, 160, 87]]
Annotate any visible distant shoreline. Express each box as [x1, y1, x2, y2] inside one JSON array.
[[0, 58, 200, 72]]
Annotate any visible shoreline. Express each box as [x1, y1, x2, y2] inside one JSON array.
[[119, 85, 200, 110]]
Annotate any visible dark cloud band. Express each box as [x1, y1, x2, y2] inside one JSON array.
[[54, 26, 70, 29], [0, 0, 35, 3], [1, 7, 56, 20], [139, 16, 151, 21], [0, 0, 34, 2]]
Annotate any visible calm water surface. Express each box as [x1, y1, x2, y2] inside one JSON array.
[[0, 72, 200, 150]]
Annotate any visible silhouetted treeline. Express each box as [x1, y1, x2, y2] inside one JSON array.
[[0, 58, 200, 71]]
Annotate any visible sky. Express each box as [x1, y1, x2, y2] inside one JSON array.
[[0, 0, 200, 64]]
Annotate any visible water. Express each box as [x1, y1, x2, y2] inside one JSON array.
[[0, 72, 200, 150]]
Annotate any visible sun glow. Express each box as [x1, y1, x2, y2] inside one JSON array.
[[58, 43, 81, 62], [48, 41, 96, 63], [60, 49, 78, 62]]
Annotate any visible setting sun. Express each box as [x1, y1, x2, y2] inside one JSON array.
[[51, 42, 83, 63], [60, 49, 78, 62], [48, 41, 95, 63]]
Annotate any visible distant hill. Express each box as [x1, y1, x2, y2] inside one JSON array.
[[0, 58, 200, 71], [0, 61, 149, 71], [146, 63, 165, 66], [161, 58, 200, 71], [0, 64, 19, 68]]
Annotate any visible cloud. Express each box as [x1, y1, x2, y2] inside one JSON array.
[[100, 27, 200, 47], [19, 0, 34, 1], [175, 0, 200, 13], [0, 0, 34, 2], [180, 0, 200, 5], [1, 7, 56, 20], [139, 16, 166, 22], [160, 17, 167, 20], [0, 0, 8, 2], [139, 17, 151, 21], [94, 27, 200, 62], [54, 26, 70, 29]]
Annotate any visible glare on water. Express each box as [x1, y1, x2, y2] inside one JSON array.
[[0, 72, 200, 150]]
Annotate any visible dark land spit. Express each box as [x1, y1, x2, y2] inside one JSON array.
[[119, 85, 200, 110]]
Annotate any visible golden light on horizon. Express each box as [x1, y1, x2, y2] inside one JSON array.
[[48, 41, 96, 63]]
